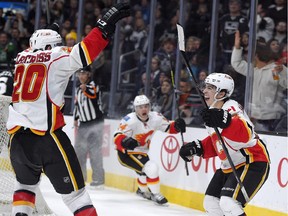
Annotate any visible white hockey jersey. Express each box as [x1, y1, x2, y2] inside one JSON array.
[[114, 111, 179, 153], [7, 28, 108, 135], [202, 99, 270, 172]]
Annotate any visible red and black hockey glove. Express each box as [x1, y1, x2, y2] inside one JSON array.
[[179, 140, 203, 162], [96, 3, 131, 39], [174, 118, 186, 133], [121, 137, 139, 150], [200, 108, 231, 128]]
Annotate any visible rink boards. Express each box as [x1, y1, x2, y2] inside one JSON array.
[[63, 116, 287, 216]]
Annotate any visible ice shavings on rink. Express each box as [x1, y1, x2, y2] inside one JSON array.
[[40, 176, 206, 216]]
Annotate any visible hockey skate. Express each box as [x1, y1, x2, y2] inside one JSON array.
[[136, 188, 151, 200], [151, 193, 168, 205]]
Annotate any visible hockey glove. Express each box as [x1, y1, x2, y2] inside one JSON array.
[[179, 140, 203, 162], [200, 108, 231, 128], [96, 3, 131, 39], [121, 137, 139, 150], [174, 118, 186, 133]]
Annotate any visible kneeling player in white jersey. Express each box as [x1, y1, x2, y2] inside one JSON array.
[[6, 3, 130, 216], [179, 73, 270, 216], [114, 95, 186, 205]]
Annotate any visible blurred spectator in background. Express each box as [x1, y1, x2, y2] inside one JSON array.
[[138, 72, 158, 105], [154, 78, 173, 119], [150, 56, 162, 89], [273, 21, 287, 45], [4, 11, 28, 38], [154, 33, 176, 74], [268, 0, 287, 26], [131, 16, 148, 55], [185, 0, 211, 38], [219, 0, 249, 65], [267, 38, 282, 62], [65, 31, 77, 46], [256, 4, 275, 42], [240, 31, 249, 60], [0, 32, 16, 69], [231, 30, 287, 131], [198, 69, 208, 90], [153, 3, 167, 49], [0, 70, 13, 96], [10, 28, 23, 54]]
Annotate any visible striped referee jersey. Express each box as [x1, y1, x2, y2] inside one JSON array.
[[74, 80, 104, 122]]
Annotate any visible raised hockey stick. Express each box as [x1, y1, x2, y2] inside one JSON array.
[[168, 55, 189, 176], [176, 23, 250, 202], [46, 0, 51, 25]]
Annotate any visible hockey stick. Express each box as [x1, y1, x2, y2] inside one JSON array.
[[168, 55, 189, 176], [46, 0, 51, 25], [176, 23, 250, 202]]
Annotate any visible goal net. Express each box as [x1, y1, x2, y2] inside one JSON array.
[[0, 95, 55, 216]]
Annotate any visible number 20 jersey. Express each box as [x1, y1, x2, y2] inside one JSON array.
[[6, 28, 108, 135]]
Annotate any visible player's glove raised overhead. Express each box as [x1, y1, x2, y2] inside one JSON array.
[[96, 3, 131, 39], [121, 137, 139, 150], [179, 140, 203, 162], [200, 108, 231, 128], [174, 118, 186, 133]]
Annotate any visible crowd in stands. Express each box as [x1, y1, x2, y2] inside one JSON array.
[[0, 0, 287, 133]]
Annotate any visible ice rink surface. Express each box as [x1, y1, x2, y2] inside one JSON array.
[[40, 176, 206, 216]]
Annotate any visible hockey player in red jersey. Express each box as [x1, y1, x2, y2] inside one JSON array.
[[114, 95, 186, 205], [6, 3, 130, 216], [179, 73, 270, 216]]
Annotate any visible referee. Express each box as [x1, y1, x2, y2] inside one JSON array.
[[73, 66, 105, 189]]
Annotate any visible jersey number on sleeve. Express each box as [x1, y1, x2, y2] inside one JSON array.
[[12, 64, 46, 102]]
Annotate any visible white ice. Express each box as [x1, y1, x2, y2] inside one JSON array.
[[40, 176, 206, 216]]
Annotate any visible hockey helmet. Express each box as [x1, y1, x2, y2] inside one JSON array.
[[133, 95, 150, 107], [29, 28, 62, 51], [205, 73, 234, 98]]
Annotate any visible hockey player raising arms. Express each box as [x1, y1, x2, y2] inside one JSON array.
[[179, 73, 270, 216], [6, 3, 130, 216], [114, 95, 186, 205]]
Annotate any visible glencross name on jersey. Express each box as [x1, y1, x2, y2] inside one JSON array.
[[15, 52, 52, 64]]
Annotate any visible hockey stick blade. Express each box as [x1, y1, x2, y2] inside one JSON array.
[[176, 23, 250, 203], [176, 24, 185, 52]]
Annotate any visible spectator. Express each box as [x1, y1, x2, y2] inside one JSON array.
[[231, 30, 288, 131], [73, 66, 105, 189], [268, 0, 287, 26], [154, 33, 177, 74], [240, 31, 249, 60], [256, 4, 275, 42], [113, 95, 186, 205], [154, 78, 174, 119], [0, 31, 16, 69], [218, 0, 249, 65], [150, 56, 162, 89], [273, 21, 287, 45], [138, 72, 158, 104], [198, 69, 208, 89], [267, 38, 282, 61], [178, 78, 203, 126], [65, 31, 77, 46]]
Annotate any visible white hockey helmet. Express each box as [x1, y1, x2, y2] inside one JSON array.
[[133, 95, 150, 107], [29, 29, 62, 51], [205, 73, 234, 98]]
